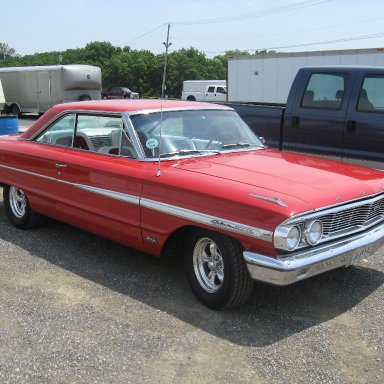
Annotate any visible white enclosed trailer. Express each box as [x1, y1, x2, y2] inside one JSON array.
[[0, 64, 102, 115], [227, 48, 384, 104]]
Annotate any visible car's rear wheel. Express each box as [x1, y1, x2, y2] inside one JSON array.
[[185, 229, 253, 310], [3, 185, 45, 229]]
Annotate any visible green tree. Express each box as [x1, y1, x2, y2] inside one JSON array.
[[0, 41, 279, 98], [0, 42, 17, 61]]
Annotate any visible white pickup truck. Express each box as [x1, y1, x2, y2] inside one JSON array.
[[181, 80, 227, 102]]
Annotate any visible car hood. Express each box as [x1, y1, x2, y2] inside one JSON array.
[[174, 149, 384, 211]]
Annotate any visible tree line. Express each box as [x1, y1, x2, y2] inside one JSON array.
[[0, 41, 274, 99]]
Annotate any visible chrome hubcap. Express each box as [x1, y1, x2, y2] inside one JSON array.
[[9, 186, 27, 219], [193, 237, 224, 293]]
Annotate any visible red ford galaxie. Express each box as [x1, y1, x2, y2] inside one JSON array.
[[1, 99, 384, 309]]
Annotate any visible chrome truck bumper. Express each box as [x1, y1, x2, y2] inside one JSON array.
[[243, 222, 384, 285]]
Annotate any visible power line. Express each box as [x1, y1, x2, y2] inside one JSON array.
[[174, 16, 384, 41], [120, 0, 331, 47], [117, 24, 168, 47], [260, 32, 384, 51], [205, 32, 384, 55], [173, 0, 331, 25]]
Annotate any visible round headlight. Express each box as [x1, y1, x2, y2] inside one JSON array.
[[304, 220, 323, 245], [286, 225, 301, 251]]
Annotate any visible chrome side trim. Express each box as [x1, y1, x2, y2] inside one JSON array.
[[0, 164, 58, 183], [0, 163, 272, 242], [140, 198, 273, 241], [0, 164, 142, 205], [243, 221, 384, 285], [74, 184, 140, 205]]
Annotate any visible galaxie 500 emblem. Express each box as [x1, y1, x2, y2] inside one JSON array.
[[211, 219, 255, 236]]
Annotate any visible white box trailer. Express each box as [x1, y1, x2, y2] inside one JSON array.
[[227, 48, 384, 104], [0, 64, 102, 115]]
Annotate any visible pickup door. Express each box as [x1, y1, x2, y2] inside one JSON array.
[[283, 68, 384, 170], [205, 86, 227, 102], [343, 72, 384, 169]]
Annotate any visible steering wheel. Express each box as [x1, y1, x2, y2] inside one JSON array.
[[205, 132, 232, 149]]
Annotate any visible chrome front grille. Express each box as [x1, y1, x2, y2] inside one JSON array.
[[319, 196, 384, 237]]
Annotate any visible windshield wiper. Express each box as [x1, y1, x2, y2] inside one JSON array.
[[222, 142, 265, 149], [160, 149, 221, 158]]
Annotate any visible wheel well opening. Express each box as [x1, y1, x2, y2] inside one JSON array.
[[162, 226, 197, 259], [161, 225, 243, 259]]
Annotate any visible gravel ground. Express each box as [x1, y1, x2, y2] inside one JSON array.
[[0, 118, 383, 383]]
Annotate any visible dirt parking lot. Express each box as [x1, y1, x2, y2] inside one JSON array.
[[1, 118, 383, 383]]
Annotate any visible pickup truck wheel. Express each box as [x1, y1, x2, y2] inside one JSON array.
[[185, 229, 253, 310], [3, 185, 45, 229]]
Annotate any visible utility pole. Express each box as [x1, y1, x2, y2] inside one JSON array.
[[161, 23, 172, 99]]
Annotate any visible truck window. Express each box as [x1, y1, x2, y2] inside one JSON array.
[[207, 86, 215, 93], [301, 73, 346, 110], [216, 86, 227, 94], [357, 76, 384, 113]]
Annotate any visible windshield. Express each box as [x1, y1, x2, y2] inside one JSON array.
[[129, 109, 264, 159]]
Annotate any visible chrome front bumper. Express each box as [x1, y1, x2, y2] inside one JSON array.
[[243, 222, 384, 285]]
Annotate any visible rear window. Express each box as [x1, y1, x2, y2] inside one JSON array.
[[357, 75, 384, 113]]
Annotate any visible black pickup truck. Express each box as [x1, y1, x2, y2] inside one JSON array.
[[229, 66, 384, 170]]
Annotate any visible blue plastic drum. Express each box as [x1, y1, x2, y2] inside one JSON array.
[[0, 115, 19, 135]]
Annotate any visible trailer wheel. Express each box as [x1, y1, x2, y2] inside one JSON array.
[[10, 104, 21, 117], [79, 94, 91, 101]]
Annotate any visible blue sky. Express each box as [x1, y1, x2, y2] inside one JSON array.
[[3, 0, 384, 57]]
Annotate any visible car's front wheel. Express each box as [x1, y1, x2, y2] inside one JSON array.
[[3, 185, 45, 229], [185, 229, 253, 310]]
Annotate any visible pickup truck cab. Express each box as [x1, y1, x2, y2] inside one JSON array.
[[231, 67, 384, 170], [182, 84, 227, 102]]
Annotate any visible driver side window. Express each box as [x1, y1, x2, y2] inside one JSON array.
[[34, 113, 137, 158]]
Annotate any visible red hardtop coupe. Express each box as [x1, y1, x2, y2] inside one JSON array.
[[1, 99, 384, 309]]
